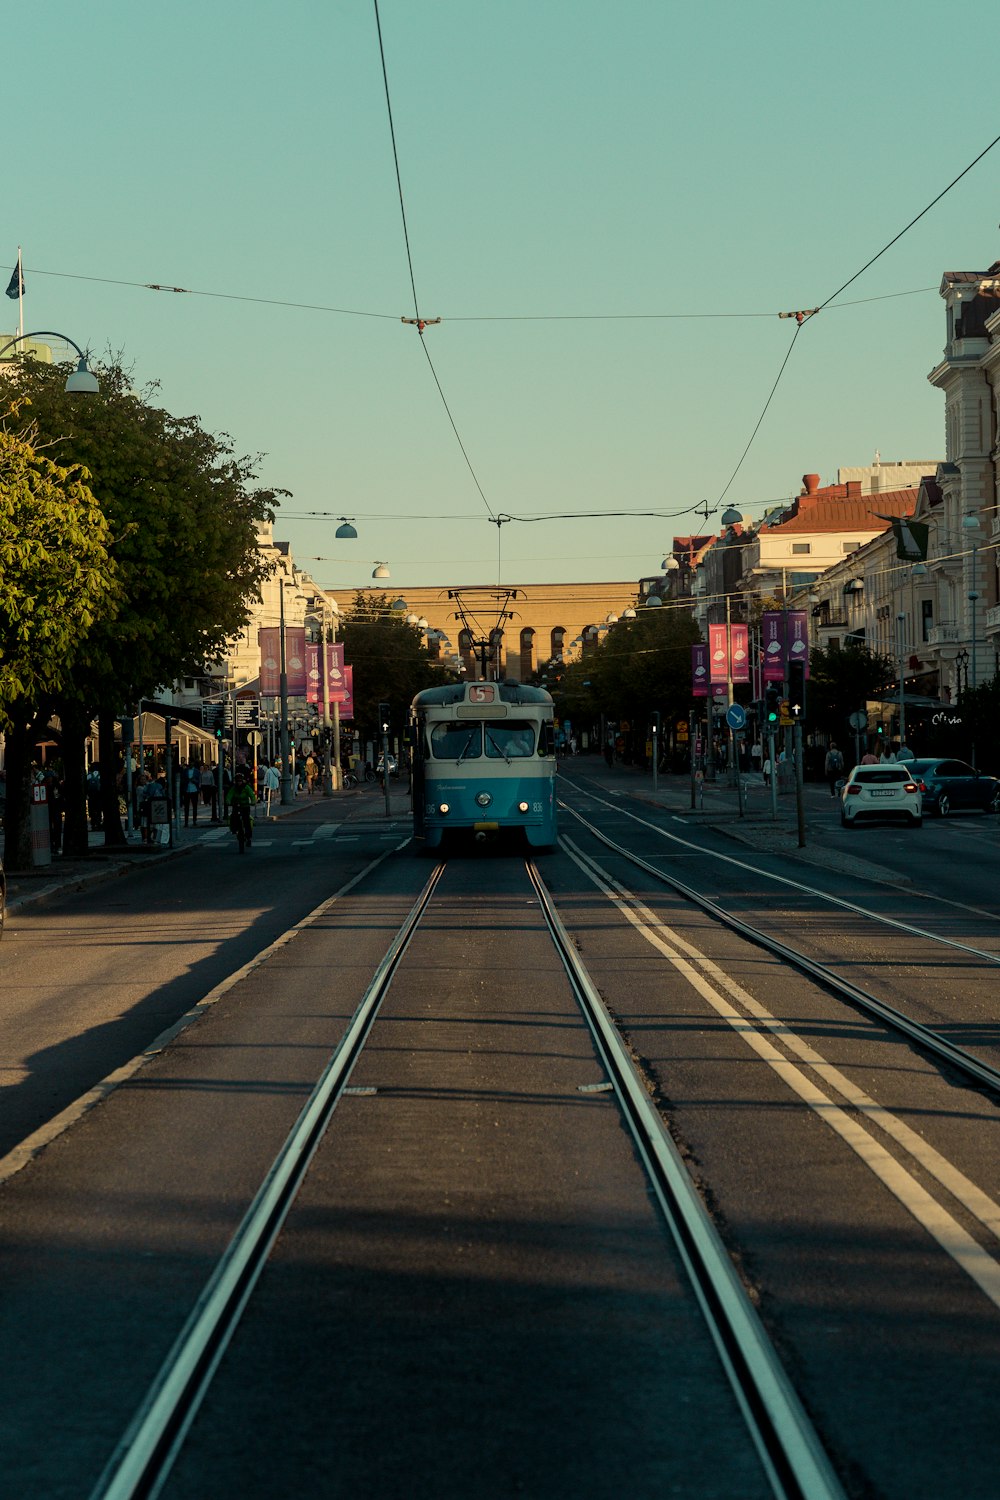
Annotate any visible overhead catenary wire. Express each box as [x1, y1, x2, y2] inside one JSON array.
[[705, 129, 1000, 518], [372, 0, 498, 527]]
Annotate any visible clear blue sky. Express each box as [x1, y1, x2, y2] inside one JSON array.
[[7, 1, 999, 594]]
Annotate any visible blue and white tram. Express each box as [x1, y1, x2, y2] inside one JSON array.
[[411, 681, 558, 850]]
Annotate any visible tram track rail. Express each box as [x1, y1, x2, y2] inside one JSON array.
[[89, 862, 447, 1500], [559, 796, 1000, 1100], [526, 860, 846, 1500], [88, 849, 847, 1500]]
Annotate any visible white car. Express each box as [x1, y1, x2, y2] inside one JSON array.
[[840, 764, 922, 828]]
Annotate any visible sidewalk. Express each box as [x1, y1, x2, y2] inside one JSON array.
[[5, 781, 408, 916]]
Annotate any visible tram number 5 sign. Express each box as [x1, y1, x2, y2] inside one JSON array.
[[469, 685, 496, 704]]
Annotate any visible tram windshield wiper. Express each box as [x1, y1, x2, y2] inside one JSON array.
[[485, 729, 511, 764], [456, 729, 479, 764]]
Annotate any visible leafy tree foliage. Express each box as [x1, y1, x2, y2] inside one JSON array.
[[805, 643, 897, 736], [338, 592, 448, 742], [0, 411, 117, 718], [547, 606, 700, 734], [0, 357, 279, 860]]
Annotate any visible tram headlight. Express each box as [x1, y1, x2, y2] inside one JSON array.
[[475, 791, 492, 808], [518, 801, 529, 814], [438, 802, 450, 815]]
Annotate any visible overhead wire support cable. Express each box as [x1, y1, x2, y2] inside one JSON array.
[[710, 130, 1000, 515], [372, 0, 497, 524]]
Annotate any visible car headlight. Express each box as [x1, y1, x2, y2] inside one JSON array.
[[518, 801, 529, 813], [438, 802, 450, 815]]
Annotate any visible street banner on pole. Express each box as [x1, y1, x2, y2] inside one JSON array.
[[708, 623, 728, 683], [786, 610, 810, 679], [259, 626, 281, 696], [730, 622, 750, 683], [306, 642, 346, 704], [691, 643, 708, 697], [285, 626, 307, 697], [761, 612, 785, 682]]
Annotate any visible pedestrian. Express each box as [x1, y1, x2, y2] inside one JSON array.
[[895, 740, 914, 763], [262, 759, 280, 815], [44, 771, 63, 856], [140, 772, 167, 845], [183, 761, 201, 827], [200, 762, 217, 820], [824, 741, 844, 797], [305, 753, 318, 794], [861, 749, 878, 765], [762, 754, 772, 781]]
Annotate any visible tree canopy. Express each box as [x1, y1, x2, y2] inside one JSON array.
[[338, 593, 450, 739], [547, 604, 701, 731], [0, 410, 118, 724], [0, 358, 278, 712]]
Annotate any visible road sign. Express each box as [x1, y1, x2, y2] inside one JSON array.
[[779, 699, 795, 726], [725, 704, 746, 731], [247, 730, 263, 747], [201, 701, 225, 731], [849, 710, 868, 730]]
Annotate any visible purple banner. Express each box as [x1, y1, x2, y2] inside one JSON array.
[[692, 643, 708, 698], [285, 626, 307, 697], [761, 611, 785, 683], [306, 642, 347, 704], [258, 626, 281, 697], [786, 611, 810, 679]]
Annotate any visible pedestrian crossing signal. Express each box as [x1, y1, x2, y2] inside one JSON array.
[[765, 687, 781, 725]]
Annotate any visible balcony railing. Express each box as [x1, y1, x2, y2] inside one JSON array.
[[985, 604, 1000, 632], [928, 624, 961, 645]]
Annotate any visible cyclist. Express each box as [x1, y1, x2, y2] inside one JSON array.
[[226, 769, 257, 852]]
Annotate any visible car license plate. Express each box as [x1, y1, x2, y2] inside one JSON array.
[[871, 789, 897, 797]]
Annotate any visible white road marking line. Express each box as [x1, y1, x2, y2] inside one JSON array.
[[564, 837, 1000, 1310]]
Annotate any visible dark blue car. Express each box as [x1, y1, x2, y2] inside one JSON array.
[[905, 758, 1000, 817]]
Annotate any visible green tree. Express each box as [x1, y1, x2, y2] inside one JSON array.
[[0, 412, 117, 715], [338, 592, 447, 744], [806, 643, 897, 738], [0, 412, 120, 867], [0, 358, 279, 859], [562, 607, 700, 745]]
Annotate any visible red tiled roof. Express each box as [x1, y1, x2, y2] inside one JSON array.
[[765, 484, 927, 534]]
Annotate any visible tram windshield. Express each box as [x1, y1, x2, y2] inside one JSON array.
[[430, 722, 482, 760], [485, 720, 535, 758]]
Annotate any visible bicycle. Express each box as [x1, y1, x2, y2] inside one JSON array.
[[228, 802, 254, 852]]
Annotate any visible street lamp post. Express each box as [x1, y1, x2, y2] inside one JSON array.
[[962, 514, 982, 765], [0, 330, 100, 391], [278, 582, 294, 806], [896, 612, 907, 750]]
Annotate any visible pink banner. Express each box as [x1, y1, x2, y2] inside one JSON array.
[[259, 625, 309, 697], [306, 643, 347, 704], [285, 626, 307, 697], [692, 643, 708, 698], [708, 623, 729, 684], [258, 626, 281, 697], [339, 665, 354, 720], [730, 623, 750, 684]]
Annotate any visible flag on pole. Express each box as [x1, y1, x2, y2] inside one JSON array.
[[5, 260, 24, 299], [873, 510, 929, 561]]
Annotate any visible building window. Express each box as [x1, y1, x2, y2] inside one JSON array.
[[791, 543, 811, 555], [842, 541, 860, 553], [551, 627, 566, 662], [519, 627, 535, 681], [921, 599, 933, 643]]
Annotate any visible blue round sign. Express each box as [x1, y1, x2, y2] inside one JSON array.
[[725, 704, 746, 731]]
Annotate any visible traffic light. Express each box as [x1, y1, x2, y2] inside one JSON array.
[[787, 661, 806, 720], [765, 686, 781, 727], [378, 702, 391, 733]]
